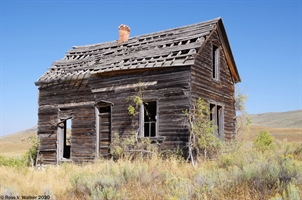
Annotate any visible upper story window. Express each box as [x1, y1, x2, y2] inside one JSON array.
[[212, 44, 220, 80]]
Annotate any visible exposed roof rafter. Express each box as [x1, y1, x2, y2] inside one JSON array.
[[35, 18, 240, 86]]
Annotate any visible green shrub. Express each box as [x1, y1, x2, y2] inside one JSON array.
[[184, 98, 223, 166], [254, 130, 274, 152], [110, 132, 158, 160], [24, 136, 39, 167], [164, 174, 193, 200], [277, 154, 302, 189], [270, 183, 301, 200], [0, 155, 26, 167], [127, 105, 136, 115], [126, 81, 145, 116], [293, 143, 302, 161], [70, 173, 122, 200], [0, 136, 39, 168], [197, 142, 302, 199]]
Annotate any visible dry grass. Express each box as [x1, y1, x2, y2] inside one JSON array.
[[1, 143, 302, 199], [238, 125, 302, 142], [0, 164, 72, 198], [0, 132, 36, 158], [1, 112, 302, 199], [0, 156, 194, 199]]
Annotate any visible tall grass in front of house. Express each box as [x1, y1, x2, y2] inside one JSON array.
[[1, 133, 302, 199]]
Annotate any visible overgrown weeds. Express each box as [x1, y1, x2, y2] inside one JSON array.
[[110, 132, 159, 160], [1, 131, 301, 199], [0, 136, 39, 168]]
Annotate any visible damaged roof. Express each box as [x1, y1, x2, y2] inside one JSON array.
[[35, 17, 240, 86]]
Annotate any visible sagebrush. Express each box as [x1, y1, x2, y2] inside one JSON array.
[[1, 133, 301, 199]]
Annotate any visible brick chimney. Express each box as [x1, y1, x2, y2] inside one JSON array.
[[118, 24, 130, 44]]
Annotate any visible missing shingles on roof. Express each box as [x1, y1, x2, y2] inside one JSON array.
[[36, 19, 222, 85], [180, 49, 190, 55]]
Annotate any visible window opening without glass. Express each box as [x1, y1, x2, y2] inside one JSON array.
[[210, 103, 223, 139], [139, 101, 157, 137]]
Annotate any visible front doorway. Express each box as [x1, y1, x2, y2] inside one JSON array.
[[57, 118, 71, 162], [95, 102, 112, 158]]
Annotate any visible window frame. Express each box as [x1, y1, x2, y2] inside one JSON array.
[[212, 44, 220, 81], [57, 117, 72, 162], [139, 101, 158, 137], [209, 103, 224, 140]]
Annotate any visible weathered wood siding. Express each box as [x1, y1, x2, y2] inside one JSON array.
[[89, 67, 191, 151], [37, 106, 57, 164], [37, 80, 96, 164], [191, 29, 236, 140], [38, 66, 191, 164]]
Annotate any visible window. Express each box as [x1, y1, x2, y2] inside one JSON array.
[[212, 44, 220, 80], [210, 104, 224, 139], [139, 101, 157, 137]]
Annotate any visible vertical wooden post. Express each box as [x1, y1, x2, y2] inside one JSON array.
[[218, 106, 224, 140], [57, 121, 64, 164], [95, 107, 100, 158], [139, 104, 144, 137]]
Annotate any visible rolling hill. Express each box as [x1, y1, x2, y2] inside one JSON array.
[[0, 126, 37, 157], [246, 110, 302, 142], [249, 110, 302, 128]]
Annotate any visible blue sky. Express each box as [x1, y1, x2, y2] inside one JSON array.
[[0, 0, 301, 136]]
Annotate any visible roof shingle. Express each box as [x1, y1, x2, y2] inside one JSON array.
[[36, 18, 238, 85]]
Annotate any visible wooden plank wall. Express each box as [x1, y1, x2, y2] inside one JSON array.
[[191, 29, 236, 140], [38, 66, 192, 164], [89, 67, 191, 151], [37, 80, 96, 164], [37, 106, 57, 164], [70, 105, 96, 163]]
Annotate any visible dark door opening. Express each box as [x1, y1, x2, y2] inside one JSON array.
[[63, 119, 71, 159], [58, 118, 71, 160]]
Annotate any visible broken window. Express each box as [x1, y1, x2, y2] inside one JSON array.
[[210, 104, 224, 139], [139, 101, 157, 137], [212, 44, 220, 80]]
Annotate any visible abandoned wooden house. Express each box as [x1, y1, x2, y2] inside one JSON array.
[[35, 17, 241, 164]]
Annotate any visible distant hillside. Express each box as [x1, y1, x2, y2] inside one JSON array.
[[0, 126, 37, 158], [2, 125, 38, 138], [249, 110, 302, 128], [245, 110, 302, 142]]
